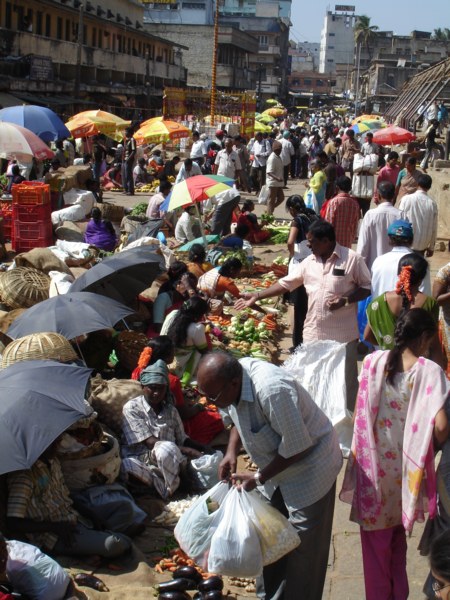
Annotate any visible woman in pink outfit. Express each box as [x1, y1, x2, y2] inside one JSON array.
[[340, 308, 449, 600]]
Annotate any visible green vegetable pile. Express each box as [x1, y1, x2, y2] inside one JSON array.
[[266, 225, 290, 244], [130, 202, 149, 216], [218, 248, 251, 270]]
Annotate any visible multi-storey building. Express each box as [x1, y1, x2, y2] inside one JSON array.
[[0, 0, 187, 117], [319, 7, 357, 93]]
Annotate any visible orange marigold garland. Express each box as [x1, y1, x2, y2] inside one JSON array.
[[132, 347, 153, 380], [395, 265, 413, 303]]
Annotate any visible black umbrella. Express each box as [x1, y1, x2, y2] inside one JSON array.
[[69, 247, 166, 304], [7, 292, 134, 340], [0, 360, 92, 475]]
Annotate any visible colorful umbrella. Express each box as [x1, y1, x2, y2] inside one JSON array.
[[350, 122, 372, 134], [352, 114, 384, 125], [0, 122, 54, 160], [165, 174, 234, 247], [372, 126, 416, 146], [66, 110, 131, 139], [0, 105, 70, 142], [134, 119, 191, 145]]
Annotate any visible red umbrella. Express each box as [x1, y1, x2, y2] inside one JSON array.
[[372, 126, 416, 146]]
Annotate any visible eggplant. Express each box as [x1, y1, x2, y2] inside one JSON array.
[[203, 592, 223, 600], [157, 578, 197, 593], [172, 565, 202, 584], [158, 592, 191, 600], [198, 576, 224, 593], [193, 593, 204, 600]]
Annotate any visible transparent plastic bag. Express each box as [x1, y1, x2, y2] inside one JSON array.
[[207, 487, 263, 577], [242, 491, 300, 565], [174, 481, 230, 569], [190, 451, 223, 490]]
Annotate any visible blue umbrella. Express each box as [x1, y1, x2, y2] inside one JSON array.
[[0, 360, 92, 475], [0, 105, 71, 142], [6, 292, 134, 340]]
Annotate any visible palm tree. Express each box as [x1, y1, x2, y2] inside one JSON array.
[[433, 28, 450, 40], [354, 15, 379, 60]]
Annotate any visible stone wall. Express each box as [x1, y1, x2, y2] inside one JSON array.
[[431, 167, 450, 241]]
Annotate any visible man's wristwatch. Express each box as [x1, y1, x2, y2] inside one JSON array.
[[253, 469, 265, 486], [342, 296, 350, 307]]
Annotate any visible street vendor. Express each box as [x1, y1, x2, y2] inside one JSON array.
[[198, 257, 243, 303], [6, 443, 131, 558], [121, 360, 214, 498], [196, 351, 342, 600]]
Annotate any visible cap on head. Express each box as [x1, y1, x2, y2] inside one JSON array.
[[216, 129, 224, 137], [387, 219, 413, 239]]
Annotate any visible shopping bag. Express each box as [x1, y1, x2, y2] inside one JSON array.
[[190, 451, 223, 490], [242, 491, 300, 565], [174, 481, 230, 569], [207, 487, 263, 577], [304, 189, 319, 213], [258, 185, 269, 205]]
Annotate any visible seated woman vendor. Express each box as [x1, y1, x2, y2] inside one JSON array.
[[198, 257, 243, 302], [219, 223, 249, 249], [237, 199, 270, 243], [149, 271, 198, 336], [161, 296, 211, 386], [121, 360, 213, 499], [84, 207, 117, 252], [186, 244, 213, 279], [132, 336, 224, 445]]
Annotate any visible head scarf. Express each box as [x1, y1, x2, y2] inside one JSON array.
[[140, 359, 169, 388]]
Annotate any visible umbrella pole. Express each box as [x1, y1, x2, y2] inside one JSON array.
[[75, 340, 87, 366], [122, 319, 130, 331], [194, 202, 208, 248]]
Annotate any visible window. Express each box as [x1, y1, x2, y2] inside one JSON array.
[[328, 45, 334, 49], [329, 32, 335, 36], [303, 78, 312, 85], [327, 58, 334, 63], [182, 2, 205, 7], [316, 79, 324, 87], [92, 27, 97, 47], [65, 19, 71, 41], [5, 2, 12, 29], [56, 16, 63, 39], [259, 35, 268, 49], [45, 14, 51, 37]]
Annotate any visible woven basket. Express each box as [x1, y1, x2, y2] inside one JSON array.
[[114, 331, 148, 372], [97, 202, 125, 222], [57, 421, 104, 461], [1, 332, 78, 369], [0, 267, 50, 309]]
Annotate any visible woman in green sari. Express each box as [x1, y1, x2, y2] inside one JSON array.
[[161, 296, 210, 386], [364, 253, 445, 367]]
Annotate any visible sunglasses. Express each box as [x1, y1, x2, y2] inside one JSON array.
[[197, 388, 224, 405], [432, 581, 450, 597]]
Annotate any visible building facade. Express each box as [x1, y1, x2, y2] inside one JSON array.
[[319, 7, 356, 93], [0, 0, 187, 117]]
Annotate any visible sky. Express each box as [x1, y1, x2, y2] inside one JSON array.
[[290, 0, 450, 44]]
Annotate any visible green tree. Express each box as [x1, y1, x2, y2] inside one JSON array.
[[354, 15, 379, 59], [433, 28, 450, 40]]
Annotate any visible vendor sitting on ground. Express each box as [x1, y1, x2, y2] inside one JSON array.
[[132, 336, 225, 445], [219, 223, 249, 249], [175, 206, 201, 243], [237, 199, 270, 244], [186, 244, 213, 279], [102, 163, 123, 191], [6, 442, 131, 558], [121, 360, 213, 498], [84, 207, 117, 252], [149, 271, 198, 336], [161, 296, 211, 386], [198, 257, 243, 303], [133, 158, 153, 188]]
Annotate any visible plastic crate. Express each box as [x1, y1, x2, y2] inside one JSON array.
[[12, 202, 52, 223], [12, 237, 54, 253], [12, 182, 51, 206], [13, 219, 53, 241], [0, 211, 12, 242]]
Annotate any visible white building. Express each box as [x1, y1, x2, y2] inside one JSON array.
[[319, 7, 357, 83]]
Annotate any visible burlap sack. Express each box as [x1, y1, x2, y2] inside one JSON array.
[[88, 375, 142, 435]]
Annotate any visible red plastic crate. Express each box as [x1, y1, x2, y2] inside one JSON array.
[[12, 202, 52, 223], [2, 215, 12, 242], [12, 237, 53, 253], [13, 220, 53, 242], [12, 182, 51, 206]]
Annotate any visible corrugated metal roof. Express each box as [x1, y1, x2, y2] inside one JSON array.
[[385, 58, 450, 130]]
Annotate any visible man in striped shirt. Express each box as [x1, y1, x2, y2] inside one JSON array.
[[323, 175, 360, 248]]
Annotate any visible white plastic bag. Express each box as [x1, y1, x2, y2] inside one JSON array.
[[174, 481, 230, 569], [208, 487, 263, 577], [304, 189, 319, 213], [6, 540, 70, 600], [242, 491, 300, 565], [283, 340, 353, 456], [258, 185, 269, 205], [190, 451, 223, 489]]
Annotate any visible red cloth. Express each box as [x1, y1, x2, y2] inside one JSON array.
[[0, 592, 14, 600], [238, 213, 270, 244]]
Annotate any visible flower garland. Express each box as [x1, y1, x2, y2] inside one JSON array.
[[395, 265, 413, 303]]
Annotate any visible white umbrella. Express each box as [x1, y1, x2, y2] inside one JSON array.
[[0, 122, 54, 160]]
